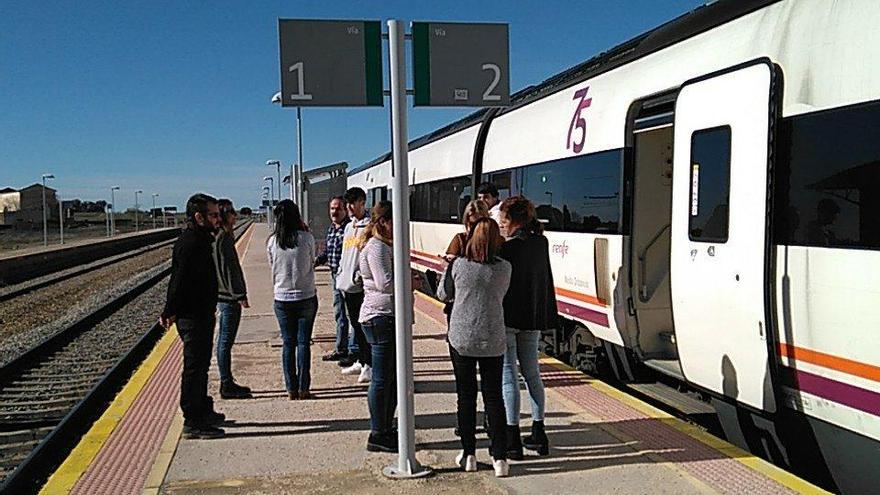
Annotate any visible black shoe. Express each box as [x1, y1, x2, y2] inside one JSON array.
[[505, 425, 524, 460], [367, 432, 398, 453], [338, 355, 357, 367], [220, 380, 252, 399], [522, 420, 549, 455], [322, 350, 348, 362], [183, 424, 225, 439], [203, 411, 227, 427]]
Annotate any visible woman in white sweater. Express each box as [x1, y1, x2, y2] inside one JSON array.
[[357, 201, 399, 453], [267, 200, 317, 400]]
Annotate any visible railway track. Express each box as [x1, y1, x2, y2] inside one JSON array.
[[0, 221, 252, 494]]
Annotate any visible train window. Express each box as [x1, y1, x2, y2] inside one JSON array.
[[774, 100, 880, 250], [519, 149, 622, 233], [483, 171, 513, 201], [688, 126, 731, 243], [410, 175, 472, 223]]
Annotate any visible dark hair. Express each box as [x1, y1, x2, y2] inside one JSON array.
[[186, 193, 217, 225], [477, 182, 499, 198], [329, 195, 345, 205], [500, 195, 543, 234], [217, 198, 235, 219], [343, 187, 366, 204], [272, 199, 306, 249]]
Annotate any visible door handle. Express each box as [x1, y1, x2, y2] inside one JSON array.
[[758, 321, 766, 341]]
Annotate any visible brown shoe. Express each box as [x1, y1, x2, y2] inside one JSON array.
[[288, 391, 299, 400], [298, 390, 312, 400]]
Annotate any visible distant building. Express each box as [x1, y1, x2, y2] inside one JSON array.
[[0, 184, 59, 229], [303, 161, 348, 248]]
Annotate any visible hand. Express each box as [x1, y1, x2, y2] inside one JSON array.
[[441, 254, 456, 263], [240, 299, 250, 309], [159, 315, 176, 329]]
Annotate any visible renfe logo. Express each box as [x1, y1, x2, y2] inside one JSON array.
[[566, 86, 592, 154], [552, 240, 569, 258]]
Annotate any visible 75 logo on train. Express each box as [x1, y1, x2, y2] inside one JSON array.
[[566, 86, 592, 154]]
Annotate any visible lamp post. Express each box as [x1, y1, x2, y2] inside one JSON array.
[[266, 160, 282, 202], [134, 190, 143, 232], [271, 92, 304, 209], [105, 203, 111, 237], [41, 173, 55, 246], [263, 176, 275, 205], [110, 186, 120, 236], [262, 186, 272, 228], [151, 193, 159, 229], [58, 192, 64, 245]]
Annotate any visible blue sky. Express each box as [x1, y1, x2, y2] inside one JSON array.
[[1, 0, 704, 211]]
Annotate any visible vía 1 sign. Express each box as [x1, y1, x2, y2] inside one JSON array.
[[278, 19, 383, 107]]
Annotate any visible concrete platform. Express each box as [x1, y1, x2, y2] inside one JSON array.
[[156, 225, 822, 495], [45, 223, 828, 494]]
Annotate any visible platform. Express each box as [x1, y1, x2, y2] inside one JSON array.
[[42, 223, 828, 494]]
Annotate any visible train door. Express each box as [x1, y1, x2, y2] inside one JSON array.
[[670, 59, 780, 412]]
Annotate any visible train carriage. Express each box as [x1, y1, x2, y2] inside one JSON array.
[[348, 1, 880, 492]]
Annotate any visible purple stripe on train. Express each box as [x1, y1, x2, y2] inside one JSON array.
[[783, 367, 880, 417], [556, 300, 610, 327]]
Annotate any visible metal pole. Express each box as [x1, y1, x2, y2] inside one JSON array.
[[110, 188, 116, 236], [296, 107, 306, 222], [383, 19, 430, 480], [105, 204, 111, 237], [135, 191, 141, 233], [58, 193, 64, 245], [42, 177, 48, 246], [289, 163, 295, 200], [152, 194, 158, 229], [276, 163, 282, 203]]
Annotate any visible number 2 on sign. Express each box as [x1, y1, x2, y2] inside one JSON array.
[[567, 86, 592, 153]]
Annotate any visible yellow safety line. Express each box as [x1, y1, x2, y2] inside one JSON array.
[[40, 326, 179, 494], [41, 223, 255, 494], [539, 357, 831, 495], [414, 290, 444, 309]]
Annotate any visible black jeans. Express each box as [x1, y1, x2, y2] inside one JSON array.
[[177, 316, 216, 425], [342, 291, 371, 365], [449, 345, 507, 459]]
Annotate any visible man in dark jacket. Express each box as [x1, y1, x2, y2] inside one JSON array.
[[160, 193, 225, 439]]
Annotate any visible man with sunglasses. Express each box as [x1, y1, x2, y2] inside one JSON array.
[[160, 193, 226, 439]]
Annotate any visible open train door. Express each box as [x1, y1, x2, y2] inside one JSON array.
[[670, 59, 780, 412]]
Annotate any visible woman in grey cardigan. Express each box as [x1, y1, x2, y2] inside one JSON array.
[[438, 218, 511, 477]]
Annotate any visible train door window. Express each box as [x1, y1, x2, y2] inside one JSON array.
[[688, 126, 731, 242], [519, 149, 622, 233]]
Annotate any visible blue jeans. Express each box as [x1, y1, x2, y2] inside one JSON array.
[[502, 330, 546, 425], [361, 315, 397, 435], [216, 302, 242, 383], [274, 297, 319, 393], [330, 272, 350, 354]]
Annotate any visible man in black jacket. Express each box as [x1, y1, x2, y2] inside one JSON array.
[[160, 193, 225, 439]]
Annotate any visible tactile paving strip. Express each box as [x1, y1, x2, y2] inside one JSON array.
[[540, 366, 797, 495], [70, 338, 182, 495]]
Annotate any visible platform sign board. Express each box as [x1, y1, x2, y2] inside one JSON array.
[[412, 22, 509, 107], [278, 19, 383, 107]]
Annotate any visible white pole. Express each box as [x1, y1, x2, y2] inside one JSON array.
[[289, 162, 295, 200], [42, 178, 48, 246], [106, 204, 111, 237], [58, 193, 64, 245], [296, 107, 307, 222], [383, 19, 430, 480]]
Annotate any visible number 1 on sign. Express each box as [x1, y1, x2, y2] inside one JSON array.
[[288, 62, 314, 101]]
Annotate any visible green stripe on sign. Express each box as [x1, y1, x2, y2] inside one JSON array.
[[412, 22, 430, 106], [363, 21, 383, 106]]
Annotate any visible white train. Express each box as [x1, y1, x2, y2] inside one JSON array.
[[348, 1, 880, 492]]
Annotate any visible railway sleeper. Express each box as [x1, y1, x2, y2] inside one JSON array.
[[0, 438, 42, 454], [0, 427, 53, 445], [0, 396, 82, 409]]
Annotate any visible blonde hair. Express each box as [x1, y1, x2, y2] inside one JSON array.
[[357, 200, 392, 249], [462, 199, 490, 232], [465, 218, 505, 263]]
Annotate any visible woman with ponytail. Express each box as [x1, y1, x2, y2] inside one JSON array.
[[267, 200, 318, 400], [497, 195, 558, 459]]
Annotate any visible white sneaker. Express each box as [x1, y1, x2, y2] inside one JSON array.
[[493, 459, 509, 477], [342, 362, 363, 376], [455, 451, 477, 472], [357, 365, 372, 383]]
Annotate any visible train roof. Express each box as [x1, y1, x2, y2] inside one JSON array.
[[350, 0, 779, 176]]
